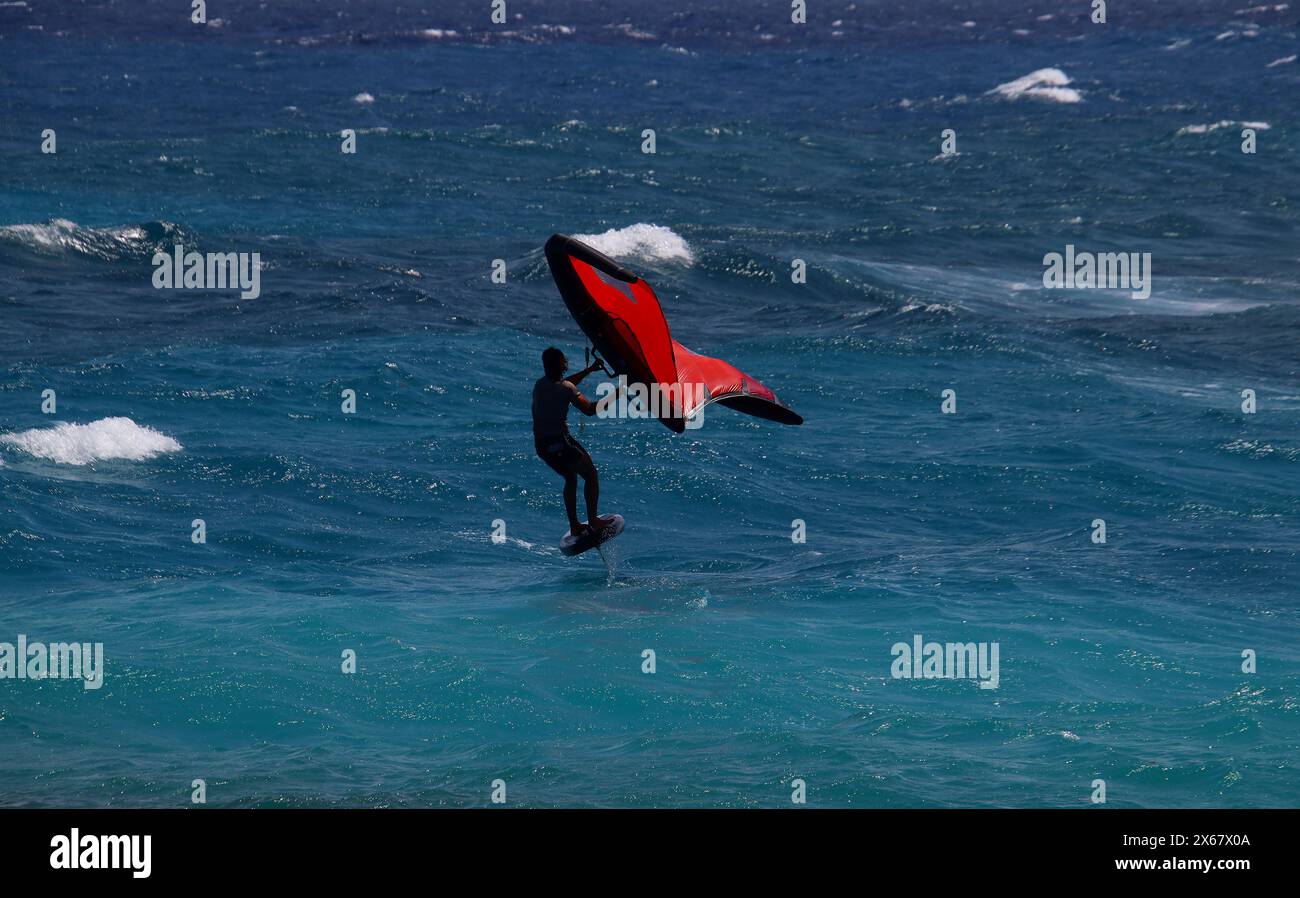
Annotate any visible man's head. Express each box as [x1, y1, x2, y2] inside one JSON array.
[[542, 346, 568, 381]]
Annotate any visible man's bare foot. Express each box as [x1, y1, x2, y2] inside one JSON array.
[[573, 518, 607, 538]]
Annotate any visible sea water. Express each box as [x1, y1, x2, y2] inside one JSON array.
[[1, 0, 1297, 807]]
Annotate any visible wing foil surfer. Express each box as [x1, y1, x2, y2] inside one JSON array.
[[532, 346, 610, 539]]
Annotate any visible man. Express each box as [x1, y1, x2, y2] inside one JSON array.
[[532, 346, 608, 538]]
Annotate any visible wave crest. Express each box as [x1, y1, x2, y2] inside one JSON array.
[[0, 219, 191, 262], [572, 223, 694, 265], [988, 68, 1082, 104], [0, 417, 183, 465], [1177, 120, 1270, 136]]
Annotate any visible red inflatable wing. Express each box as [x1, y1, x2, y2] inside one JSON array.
[[544, 233, 803, 433]]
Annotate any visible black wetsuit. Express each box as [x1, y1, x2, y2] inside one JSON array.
[[532, 376, 590, 475]]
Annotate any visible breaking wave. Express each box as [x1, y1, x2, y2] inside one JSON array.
[[0, 219, 191, 263], [573, 223, 694, 265], [0, 417, 183, 466], [988, 68, 1082, 104]]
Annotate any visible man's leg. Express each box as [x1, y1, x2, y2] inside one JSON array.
[[575, 455, 600, 529], [539, 440, 582, 532], [562, 472, 581, 532]]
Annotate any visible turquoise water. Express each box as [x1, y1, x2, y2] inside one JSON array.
[[1, 1, 1298, 807]]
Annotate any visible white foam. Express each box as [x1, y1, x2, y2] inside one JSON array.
[[1177, 120, 1270, 135], [353, 92, 375, 105], [0, 218, 139, 252], [611, 23, 656, 40], [573, 223, 694, 265], [988, 68, 1082, 104], [0, 218, 77, 250], [1266, 54, 1297, 67], [0, 417, 182, 466], [0, 218, 171, 261]]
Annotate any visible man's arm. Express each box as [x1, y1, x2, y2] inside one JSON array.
[[565, 362, 603, 386], [569, 377, 626, 417], [565, 362, 606, 416], [569, 383, 599, 416]]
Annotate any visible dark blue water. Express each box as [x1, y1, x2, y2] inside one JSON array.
[[2, 0, 1298, 807]]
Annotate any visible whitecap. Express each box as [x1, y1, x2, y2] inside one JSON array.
[[0, 218, 180, 261], [572, 223, 694, 265], [0, 417, 183, 466], [1177, 120, 1270, 135], [988, 68, 1082, 104]]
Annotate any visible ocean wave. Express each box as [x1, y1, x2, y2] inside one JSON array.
[[1176, 120, 1270, 135], [573, 223, 694, 265], [0, 218, 191, 263], [1220, 438, 1300, 461], [988, 68, 1082, 104], [0, 417, 183, 465]]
